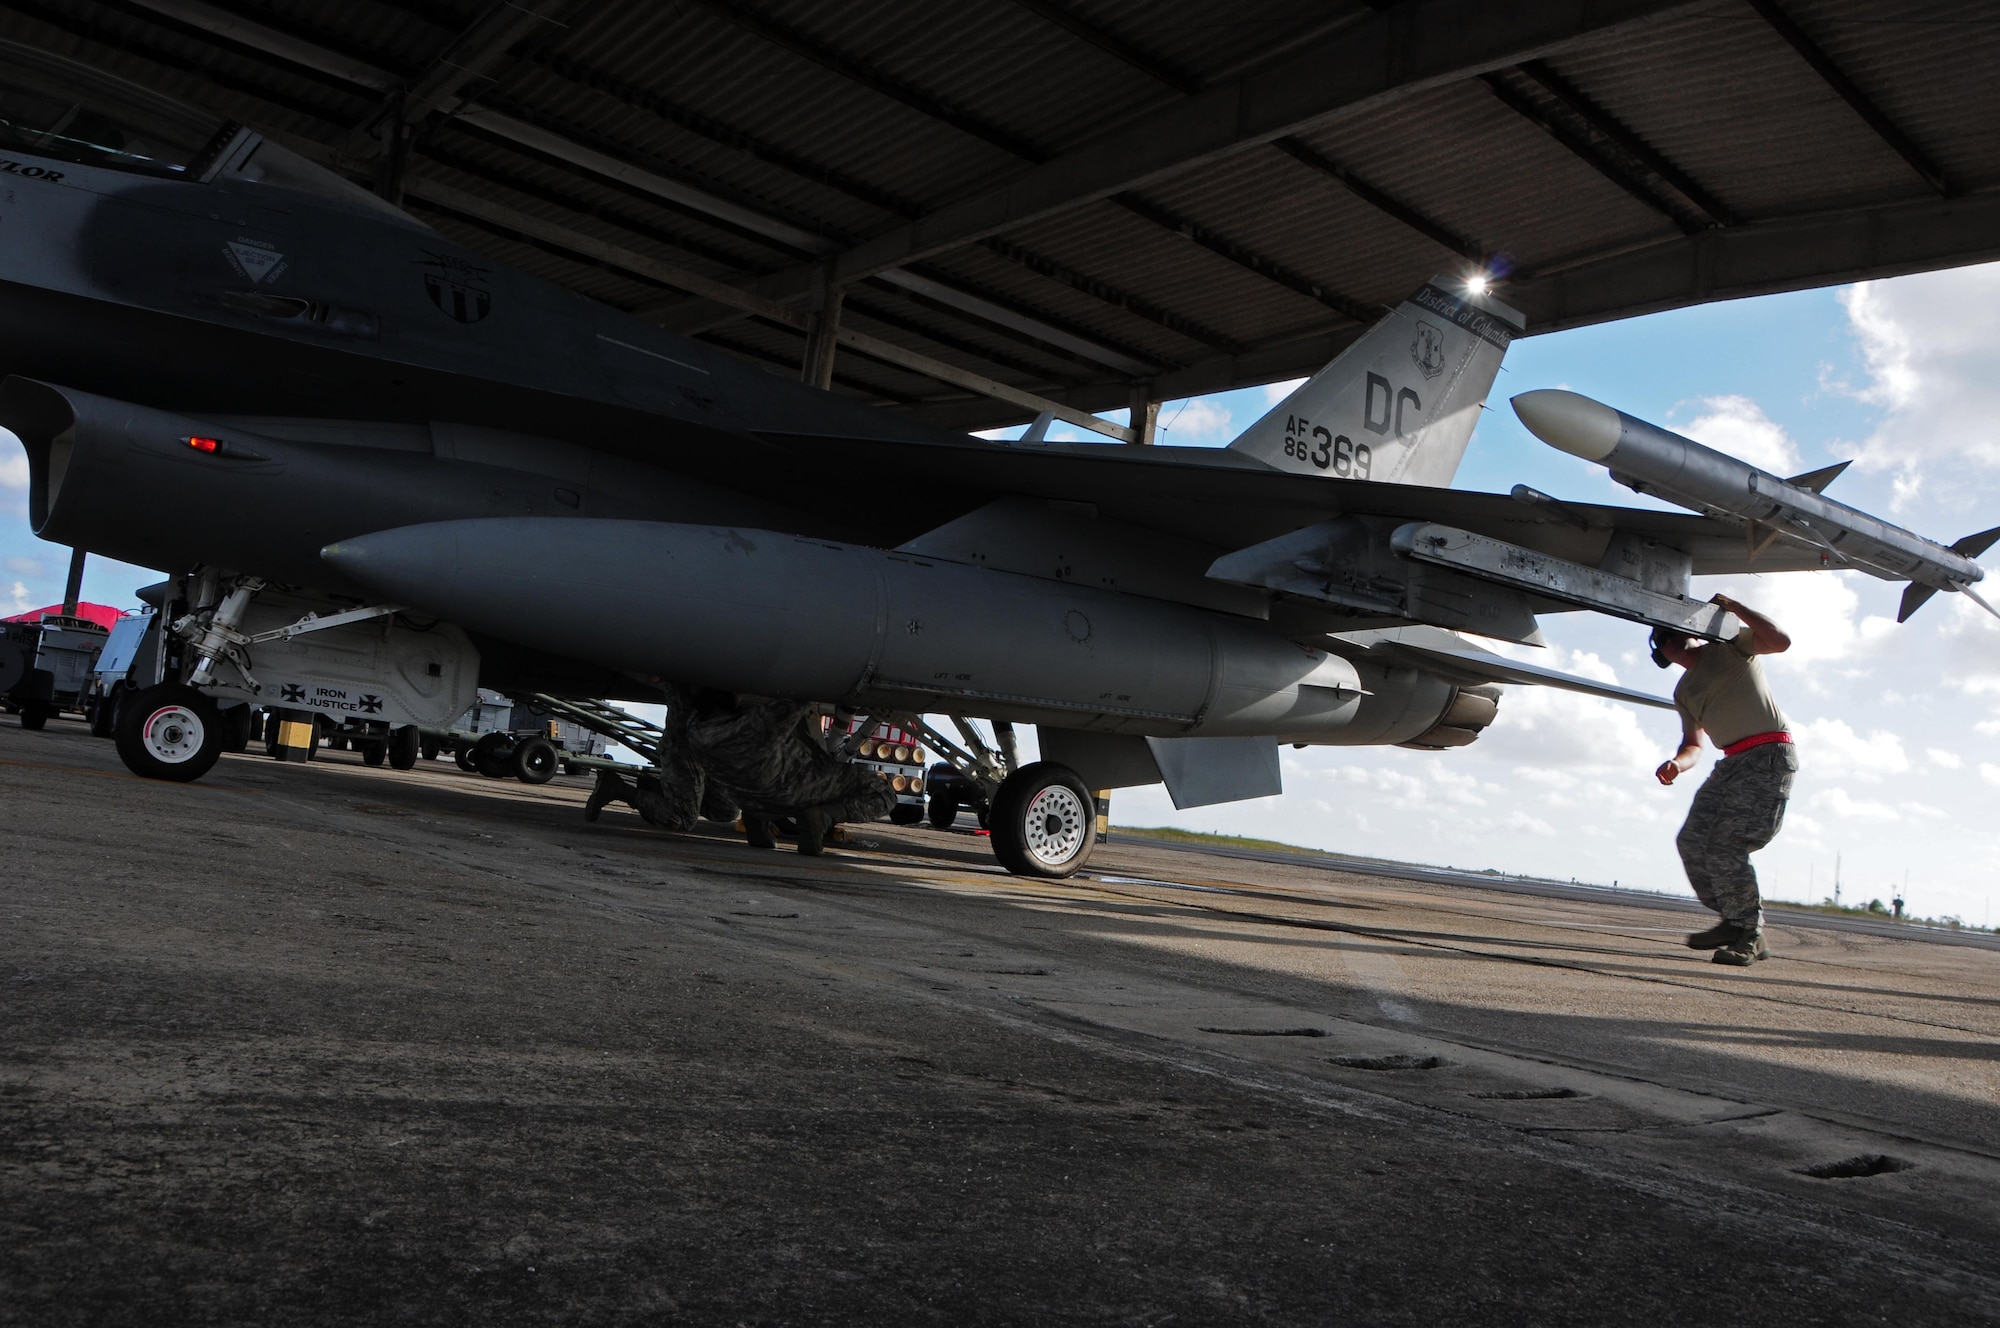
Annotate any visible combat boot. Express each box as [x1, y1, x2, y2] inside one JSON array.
[[1711, 931, 1769, 966], [1685, 921, 1750, 950], [743, 816, 777, 850], [796, 806, 835, 856], [584, 771, 625, 822]]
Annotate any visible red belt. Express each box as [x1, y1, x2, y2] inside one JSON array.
[[1722, 730, 1792, 758]]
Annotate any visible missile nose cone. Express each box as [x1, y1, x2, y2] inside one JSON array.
[[1512, 389, 1623, 462]]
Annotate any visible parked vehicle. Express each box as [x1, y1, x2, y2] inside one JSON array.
[[2, 613, 110, 729]]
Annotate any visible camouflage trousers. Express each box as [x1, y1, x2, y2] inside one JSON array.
[[1675, 741, 1798, 930]]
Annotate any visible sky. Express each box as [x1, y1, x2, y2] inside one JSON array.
[[5, 263, 1998, 924]]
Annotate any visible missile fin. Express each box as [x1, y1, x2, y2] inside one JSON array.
[[1018, 409, 1056, 444], [1897, 582, 1941, 623], [1958, 582, 2000, 624], [1949, 524, 2000, 560], [1785, 460, 1852, 493]]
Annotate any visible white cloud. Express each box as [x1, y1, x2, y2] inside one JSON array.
[[1262, 377, 1307, 406], [1838, 262, 2000, 492], [3, 556, 40, 577], [1808, 786, 1900, 823], [1791, 717, 1909, 781], [4, 580, 29, 614], [1156, 397, 1233, 446], [1695, 570, 1894, 675], [1675, 395, 1803, 474], [1983, 763, 2000, 788], [1928, 747, 1964, 769]]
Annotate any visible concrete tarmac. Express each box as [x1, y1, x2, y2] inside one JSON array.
[[3, 717, 1997, 1325]]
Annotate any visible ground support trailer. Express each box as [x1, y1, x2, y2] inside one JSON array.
[[2, 613, 109, 729]]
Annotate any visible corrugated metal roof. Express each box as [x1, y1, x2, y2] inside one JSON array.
[[2, 0, 1995, 428]]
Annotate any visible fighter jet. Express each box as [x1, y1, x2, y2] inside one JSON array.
[[1, 41, 1985, 877]]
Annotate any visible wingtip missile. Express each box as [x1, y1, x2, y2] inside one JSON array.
[[1512, 387, 1990, 604], [1510, 389, 1621, 462]]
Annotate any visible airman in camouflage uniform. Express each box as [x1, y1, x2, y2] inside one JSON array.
[[585, 689, 893, 855], [1651, 593, 1796, 967]]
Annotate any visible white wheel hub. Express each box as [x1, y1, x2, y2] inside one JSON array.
[[142, 704, 207, 764], [1021, 784, 1088, 867]]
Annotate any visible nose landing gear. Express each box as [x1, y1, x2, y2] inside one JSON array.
[[113, 683, 224, 782]]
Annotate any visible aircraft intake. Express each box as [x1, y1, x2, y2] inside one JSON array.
[[0, 377, 789, 591], [321, 517, 1456, 743]]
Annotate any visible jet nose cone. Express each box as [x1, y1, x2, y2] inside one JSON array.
[[1512, 389, 1623, 462]]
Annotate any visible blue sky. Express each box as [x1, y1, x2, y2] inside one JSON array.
[[6, 267, 1997, 924]]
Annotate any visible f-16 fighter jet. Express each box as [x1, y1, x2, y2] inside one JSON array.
[[2, 42, 1990, 877]]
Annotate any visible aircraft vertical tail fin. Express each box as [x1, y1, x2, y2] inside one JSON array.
[[1226, 275, 1525, 487]]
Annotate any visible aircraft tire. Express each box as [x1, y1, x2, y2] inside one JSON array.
[[470, 731, 516, 778], [19, 705, 48, 731], [221, 705, 252, 754], [420, 734, 441, 762], [89, 686, 120, 738], [890, 802, 924, 826], [361, 739, 386, 767], [988, 762, 1096, 879], [513, 736, 558, 785], [389, 726, 420, 771], [114, 684, 223, 783], [452, 744, 479, 773], [927, 794, 959, 829]]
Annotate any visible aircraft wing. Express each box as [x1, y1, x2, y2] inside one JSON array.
[[758, 431, 1828, 576], [1339, 626, 1678, 710]]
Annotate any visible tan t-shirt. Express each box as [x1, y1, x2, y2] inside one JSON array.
[[1674, 627, 1789, 749]]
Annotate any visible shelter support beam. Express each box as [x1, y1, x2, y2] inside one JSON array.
[[372, 172, 1128, 437], [896, 191, 2000, 432], [1509, 190, 2000, 330], [1745, 0, 1951, 197], [1479, 72, 1701, 234], [1110, 195, 1375, 324], [398, 0, 572, 128], [1513, 60, 1737, 227], [695, 0, 1697, 311], [125, 0, 1151, 382], [1270, 136, 1484, 260]]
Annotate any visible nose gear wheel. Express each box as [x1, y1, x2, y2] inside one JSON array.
[[113, 684, 224, 782]]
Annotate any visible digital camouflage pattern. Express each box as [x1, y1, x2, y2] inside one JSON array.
[[684, 698, 895, 824], [587, 693, 893, 833], [1675, 742, 1798, 930]]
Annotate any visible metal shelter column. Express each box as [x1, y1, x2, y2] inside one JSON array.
[[801, 264, 844, 391], [60, 547, 85, 617], [1128, 384, 1159, 445]]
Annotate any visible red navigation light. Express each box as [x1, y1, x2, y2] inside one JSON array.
[[186, 436, 221, 454]]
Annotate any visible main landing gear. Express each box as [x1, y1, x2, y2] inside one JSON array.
[[878, 712, 1100, 878], [988, 762, 1098, 878]]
